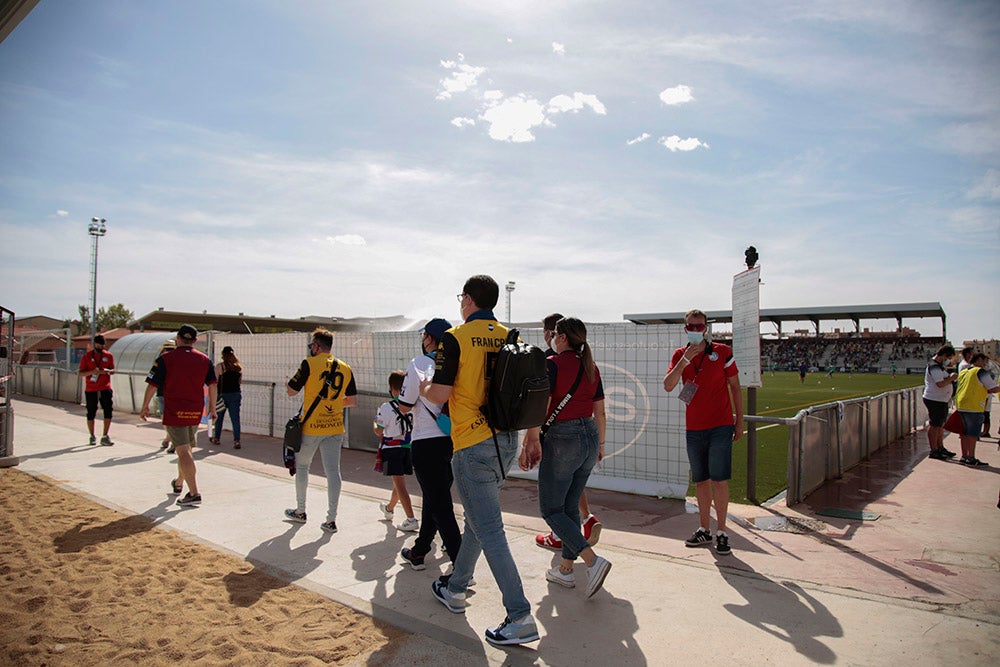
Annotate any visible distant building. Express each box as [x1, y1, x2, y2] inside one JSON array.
[[964, 339, 1000, 359]]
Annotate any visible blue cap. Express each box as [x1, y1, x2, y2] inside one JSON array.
[[422, 318, 452, 340]]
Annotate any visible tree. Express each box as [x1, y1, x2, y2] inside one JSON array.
[[64, 303, 135, 336]]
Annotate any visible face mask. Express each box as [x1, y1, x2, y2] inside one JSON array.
[[686, 331, 705, 346]]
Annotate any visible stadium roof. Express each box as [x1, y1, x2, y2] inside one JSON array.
[[623, 302, 947, 338], [128, 309, 412, 334]]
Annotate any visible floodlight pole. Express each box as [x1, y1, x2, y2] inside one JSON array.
[[88, 217, 107, 340], [505, 281, 516, 325]]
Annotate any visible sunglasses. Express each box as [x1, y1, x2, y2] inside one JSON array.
[[685, 323, 707, 332]]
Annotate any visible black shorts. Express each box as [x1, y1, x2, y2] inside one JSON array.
[[85, 390, 114, 420], [923, 398, 949, 427], [381, 446, 413, 476]]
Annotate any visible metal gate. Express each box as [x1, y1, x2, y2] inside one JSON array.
[[1, 306, 17, 466]]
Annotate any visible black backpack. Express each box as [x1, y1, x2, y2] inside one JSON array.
[[482, 329, 549, 476]]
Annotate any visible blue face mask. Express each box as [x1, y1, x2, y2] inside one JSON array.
[[686, 331, 705, 346]]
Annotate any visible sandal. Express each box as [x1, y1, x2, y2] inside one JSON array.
[[233, 441, 241, 449]]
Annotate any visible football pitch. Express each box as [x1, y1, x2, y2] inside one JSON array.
[[721, 371, 923, 504]]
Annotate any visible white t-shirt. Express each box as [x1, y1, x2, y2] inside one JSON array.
[[398, 353, 447, 441], [922, 359, 953, 402], [374, 400, 410, 446]]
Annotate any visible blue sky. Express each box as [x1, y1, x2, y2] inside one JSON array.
[[1, 1, 997, 344]]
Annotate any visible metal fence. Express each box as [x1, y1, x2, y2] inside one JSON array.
[[1, 306, 15, 462], [745, 386, 925, 504]]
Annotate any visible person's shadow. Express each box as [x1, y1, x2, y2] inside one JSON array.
[[54, 496, 176, 553], [532, 558, 645, 665], [223, 525, 332, 607], [720, 560, 842, 664]]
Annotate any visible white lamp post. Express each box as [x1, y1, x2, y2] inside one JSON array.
[[505, 281, 516, 325], [88, 217, 107, 340]]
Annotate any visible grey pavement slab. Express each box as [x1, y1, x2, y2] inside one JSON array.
[[5, 396, 1000, 666]]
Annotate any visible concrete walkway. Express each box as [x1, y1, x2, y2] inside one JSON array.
[[6, 396, 999, 666]]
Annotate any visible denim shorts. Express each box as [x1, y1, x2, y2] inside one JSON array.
[[686, 425, 734, 483], [959, 411, 985, 437]]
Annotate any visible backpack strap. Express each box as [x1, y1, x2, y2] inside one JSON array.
[[540, 356, 585, 435], [300, 358, 338, 425]]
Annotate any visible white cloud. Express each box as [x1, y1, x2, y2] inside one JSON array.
[[451, 117, 475, 128], [479, 96, 548, 142], [483, 90, 504, 102], [552, 42, 565, 55], [436, 54, 486, 100], [547, 92, 607, 115], [56, 210, 69, 217], [327, 234, 367, 246], [659, 85, 694, 106], [658, 135, 709, 152], [506, 37, 513, 43], [626, 133, 651, 146], [966, 169, 1000, 201]]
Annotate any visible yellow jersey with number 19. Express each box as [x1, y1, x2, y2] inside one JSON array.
[[438, 318, 508, 452]]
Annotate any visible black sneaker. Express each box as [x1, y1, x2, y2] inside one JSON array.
[[966, 457, 988, 467], [170, 479, 183, 494], [400, 548, 426, 571], [940, 447, 957, 458], [715, 533, 732, 556], [320, 521, 338, 533], [928, 448, 948, 460], [685, 528, 713, 548], [177, 492, 201, 506]]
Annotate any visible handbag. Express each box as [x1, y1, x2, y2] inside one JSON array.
[[943, 410, 963, 435]]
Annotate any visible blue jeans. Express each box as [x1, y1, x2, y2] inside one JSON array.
[[538, 417, 599, 561], [213, 392, 242, 440], [448, 432, 530, 621], [294, 433, 344, 523]]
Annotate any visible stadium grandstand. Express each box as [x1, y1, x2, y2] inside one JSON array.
[[624, 302, 949, 374]]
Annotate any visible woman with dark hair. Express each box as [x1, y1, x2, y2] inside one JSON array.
[[519, 317, 611, 598], [210, 346, 243, 449]]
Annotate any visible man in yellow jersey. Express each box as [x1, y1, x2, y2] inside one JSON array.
[[421, 275, 539, 647], [955, 352, 999, 467], [284, 328, 358, 532]]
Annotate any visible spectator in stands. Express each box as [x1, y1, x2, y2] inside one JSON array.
[[922, 345, 958, 461], [663, 309, 744, 556]]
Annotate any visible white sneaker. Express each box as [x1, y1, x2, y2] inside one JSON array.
[[378, 502, 393, 522], [586, 556, 612, 598], [398, 517, 419, 532], [546, 566, 576, 588]]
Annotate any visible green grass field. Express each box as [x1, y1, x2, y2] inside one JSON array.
[[712, 371, 923, 504]]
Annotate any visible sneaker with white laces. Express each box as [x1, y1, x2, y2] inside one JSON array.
[[378, 502, 394, 522], [398, 517, 419, 532], [684, 528, 713, 547], [586, 556, 611, 598], [284, 509, 307, 523], [546, 566, 575, 588], [431, 578, 467, 613], [484, 614, 540, 646], [100, 435, 114, 446]]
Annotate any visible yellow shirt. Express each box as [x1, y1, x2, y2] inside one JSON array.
[[436, 317, 508, 452], [288, 355, 357, 435], [956, 367, 989, 412]]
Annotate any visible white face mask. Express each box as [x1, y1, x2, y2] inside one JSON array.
[[686, 331, 705, 346]]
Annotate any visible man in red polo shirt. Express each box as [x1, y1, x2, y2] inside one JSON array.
[[140, 325, 217, 506], [663, 309, 744, 556], [78, 334, 115, 446]]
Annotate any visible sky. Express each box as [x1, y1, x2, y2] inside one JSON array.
[[1, 1, 998, 344]]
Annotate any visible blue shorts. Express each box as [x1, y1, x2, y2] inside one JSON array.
[[686, 425, 734, 483], [959, 412, 985, 438]]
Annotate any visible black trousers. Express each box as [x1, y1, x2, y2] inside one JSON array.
[[411, 435, 462, 562]]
